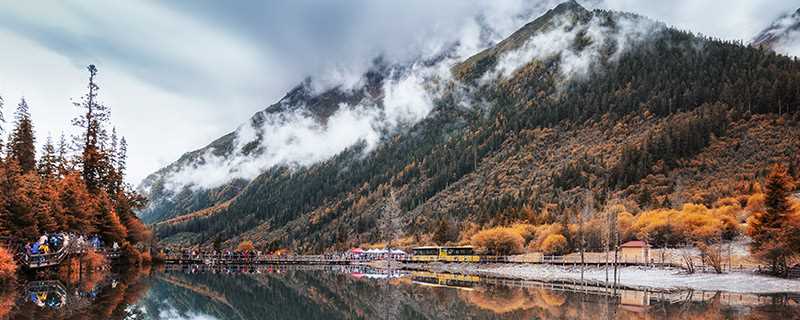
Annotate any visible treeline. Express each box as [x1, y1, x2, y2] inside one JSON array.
[[0, 65, 150, 263]]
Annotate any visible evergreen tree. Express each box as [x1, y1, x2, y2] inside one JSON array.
[[56, 133, 69, 177], [40, 180, 66, 231], [0, 95, 5, 154], [25, 173, 59, 233], [0, 165, 9, 238], [7, 98, 36, 172], [747, 163, 796, 276], [72, 65, 110, 193], [96, 192, 127, 244], [2, 160, 38, 240], [59, 172, 97, 235], [38, 135, 58, 179]]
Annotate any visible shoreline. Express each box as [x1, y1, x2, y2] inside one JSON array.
[[399, 262, 800, 294]]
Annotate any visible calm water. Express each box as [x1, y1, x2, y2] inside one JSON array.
[[2, 265, 799, 319]]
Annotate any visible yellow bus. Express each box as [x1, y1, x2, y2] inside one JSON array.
[[410, 246, 480, 263], [411, 271, 480, 290]]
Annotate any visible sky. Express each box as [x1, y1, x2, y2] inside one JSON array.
[[0, 0, 796, 185]]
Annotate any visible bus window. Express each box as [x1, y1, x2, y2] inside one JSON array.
[[413, 248, 439, 256]]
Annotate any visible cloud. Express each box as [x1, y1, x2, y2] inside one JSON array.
[[485, 9, 664, 83], [774, 31, 800, 56], [0, 0, 797, 189], [165, 62, 440, 191], [589, 0, 797, 41], [156, 305, 219, 320], [151, 0, 577, 192]]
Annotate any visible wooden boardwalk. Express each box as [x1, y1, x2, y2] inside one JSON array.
[[163, 253, 672, 267], [163, 254, 364, 265], [18, 237, 122, 269]]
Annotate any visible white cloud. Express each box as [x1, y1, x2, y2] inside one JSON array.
[[166, 62, 440, 191], [486, 10, 663, 83], [0, 0, 797, 189], [590, 0, 796, 42], [157, 305, 219, 320]]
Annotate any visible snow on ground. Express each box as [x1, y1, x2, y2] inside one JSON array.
[[407, 263, 800, 294]]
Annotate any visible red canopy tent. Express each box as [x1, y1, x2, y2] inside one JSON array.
[[350, 248, 364, 254]]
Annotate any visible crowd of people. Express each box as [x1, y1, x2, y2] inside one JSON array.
[[23, 233, 120, 261], [25, 233, 68, 256]]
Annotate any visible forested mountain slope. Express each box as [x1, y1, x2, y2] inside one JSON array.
[[146, 1, 800, 252]]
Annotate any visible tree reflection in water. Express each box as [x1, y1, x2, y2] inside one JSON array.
[[5, 265, 153, 320], [1, 265, 798, 319]]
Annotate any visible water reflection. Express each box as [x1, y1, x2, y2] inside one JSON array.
[[3, 265, 152, 320], [2, 264, 798, 319]]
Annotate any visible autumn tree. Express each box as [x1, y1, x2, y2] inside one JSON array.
[[59, 172, 97, 235], [7, 98, 36, 173], [96, 192, 128, 244], [237, 240, 255, 252], [747, 164, 796, 276], [1, 161, 39, 240], [471, 227, 524, 256], [541, 234, 567, 255]]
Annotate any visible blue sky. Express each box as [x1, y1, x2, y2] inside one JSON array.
[[0, 0, 796, 184]]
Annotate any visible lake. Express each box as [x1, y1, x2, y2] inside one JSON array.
[[3, 264, 799, 319]]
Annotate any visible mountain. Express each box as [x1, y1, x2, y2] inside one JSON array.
[[752, 8, 800, 55], [142, 1, 800, 252], [137, 60, 392, 224]]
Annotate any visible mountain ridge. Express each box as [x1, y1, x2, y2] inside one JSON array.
[[143, 1, 800, 252], [752, 7, 800, 54]]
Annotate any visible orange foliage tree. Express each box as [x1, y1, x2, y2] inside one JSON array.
[[0, 246, 16, 283], [747, 164, 798, 276], [471, 227, 524, 255], [541, 234, 567, 255], [237, 240, 256, 252]]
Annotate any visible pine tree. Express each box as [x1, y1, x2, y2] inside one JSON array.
[[40, 181, 66, 231], [2, 160, 38, 240], [0, 95, 5, 154], [56, 133, 69, 177], [117, 137, 127, 179], [747, 163, 796, 276], [116, 189, 149, 244], [59, 172, 97, 235], [7, 98, 36, 172], [73, 65, 110, 193], [96, 192, 127, 244], [38, 135, 58, 179], [25, 173, 58, 233], [0, 164, 9, 238]]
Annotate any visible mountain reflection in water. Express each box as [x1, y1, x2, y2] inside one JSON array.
[[1, 265, 798, 319]]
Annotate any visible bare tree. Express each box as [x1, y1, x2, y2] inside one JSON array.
[[680, 247, 696, 274], [698, 242, 724, 274], [578, 194, 592, 280]]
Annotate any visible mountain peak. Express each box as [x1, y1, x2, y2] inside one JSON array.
[[551, 0, 587, 15]]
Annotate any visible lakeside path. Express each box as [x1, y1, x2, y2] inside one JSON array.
[[402, 263, 800, 294]]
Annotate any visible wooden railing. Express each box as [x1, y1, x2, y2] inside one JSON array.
[[163, 253, 388, 265]]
